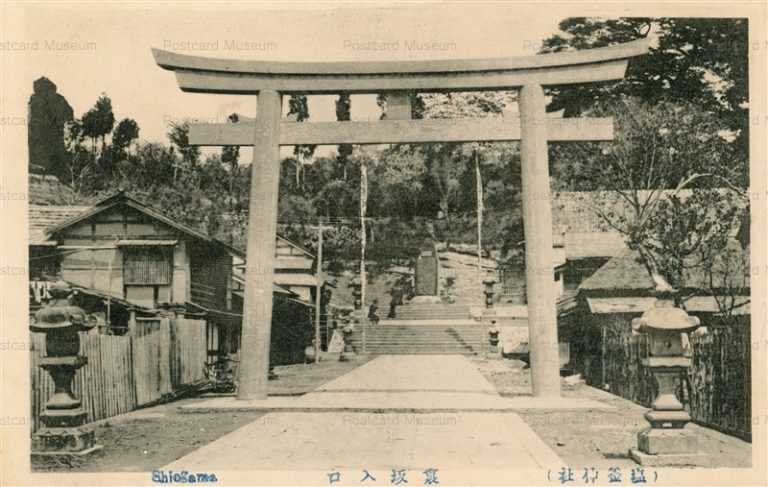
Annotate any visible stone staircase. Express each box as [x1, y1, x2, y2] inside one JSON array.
[[391, 303, 472, 321], [347, 303, 484, 355], [347, 324, 485, 354]]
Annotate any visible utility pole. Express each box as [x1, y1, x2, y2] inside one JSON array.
[[475, 150, 483, 301], [313, 224, 331, 363]]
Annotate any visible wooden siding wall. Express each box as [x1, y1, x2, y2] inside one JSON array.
[[31, 317, 207, 431], [57, 206, 188, 305], [124, 247, 173, 284], [574, 312, 752, 441]]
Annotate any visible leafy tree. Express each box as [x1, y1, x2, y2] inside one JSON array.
[[221, 113, 240, 170], [111, 118, 140, 158], [220, 113, 243, 207], [167, 121, 200, 178], [61, 120, 93, 194], [553, 97, 744, 232], [286, 95, 315, 187], [556, 97, 749, 311], [81, 93, 115, 157], [540, 17, 748, 162], [335, 93, 352, 180], [639, 190, 743, 301]]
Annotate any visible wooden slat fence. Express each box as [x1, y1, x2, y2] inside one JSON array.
[[687, 318, 751, 441], [31, 331, 136, 431], [134, 317, 162, 337], [170, 318, 207, 388], [132, 318, 173, 406], [32, 317, 210, 432]]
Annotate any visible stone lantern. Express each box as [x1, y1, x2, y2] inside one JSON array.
[[488, 321, 500, 348], [30, 281, 101, 457], [339, 322, 357, 362], [482, 276, 496, 309], [487, 320, 502, 358], [629, 305, 705, 466], [350, 277, 363, 311]]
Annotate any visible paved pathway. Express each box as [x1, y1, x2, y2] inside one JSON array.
[[165, 355, 562, 472]]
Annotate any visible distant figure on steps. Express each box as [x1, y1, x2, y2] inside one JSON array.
[[368, 299, 380, 325]]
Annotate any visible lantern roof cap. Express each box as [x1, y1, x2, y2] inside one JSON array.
[[634, 307, 700, 332]]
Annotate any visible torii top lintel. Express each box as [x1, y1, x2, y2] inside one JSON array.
[[152, 38, 649, 95]]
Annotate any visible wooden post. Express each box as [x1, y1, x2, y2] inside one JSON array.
[[237, 89, 282, 400], [475, 150, 483, 302], [360, 160, 368, 354], [314, 226, 324, 363], [127, 310, 136, 336], [518, 83, 561, 398]]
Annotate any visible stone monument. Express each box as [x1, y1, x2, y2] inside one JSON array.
[[413, 243, 439, 302]]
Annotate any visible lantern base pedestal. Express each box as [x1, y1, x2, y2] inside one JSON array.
[[32, 444, 103, 458], [630, 427, 708, 466], [629, 448, 708, 467], [410, 295, 442, 304], [485, 346, 501, 359], [32, 425, 102, 457], [40, 407, 89, 428], [339, 351, 358, 362]]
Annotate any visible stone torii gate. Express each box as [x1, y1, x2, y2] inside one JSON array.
[[153, 39, 648, 400]]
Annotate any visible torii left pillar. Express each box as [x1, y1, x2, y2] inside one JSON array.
[[519, 84, 560, 397], [238, 90, 281, 399]]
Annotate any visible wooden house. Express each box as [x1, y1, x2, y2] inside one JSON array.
[[29, 191, 321, 364], [33, 191, 241, 311]]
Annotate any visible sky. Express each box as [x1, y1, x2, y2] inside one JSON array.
[[2, 3, 572, 161]]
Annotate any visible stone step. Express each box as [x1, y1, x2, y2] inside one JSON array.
[[359, 351, 479, 355], [355, 343, 480, 351], [375, 319, 479, 326], [355, 328, 484, 331], [394, 305, 470, 311], [350, 340, 482, 343], [352, 333, 483, 342], [393, 314, 471, 320], [352, 340, 481, 348]]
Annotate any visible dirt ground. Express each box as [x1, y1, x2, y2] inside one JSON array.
[[33, 354, 750, 472], [472, 357, 752, 469], [32, 354, 372, 472]]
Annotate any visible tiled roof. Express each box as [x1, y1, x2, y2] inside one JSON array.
[[29, 204, 91, 245], [578, 248, 655, 292], [579, 240, 750, 293], [28, 174, 87, 205]]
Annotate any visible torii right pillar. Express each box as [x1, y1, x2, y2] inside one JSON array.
[[519, 83, 561, 397]]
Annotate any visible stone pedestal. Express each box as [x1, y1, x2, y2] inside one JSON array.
[[630, 427, 707, 466]]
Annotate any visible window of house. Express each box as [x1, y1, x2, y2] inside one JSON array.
[[123, 246, 172, 285]]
